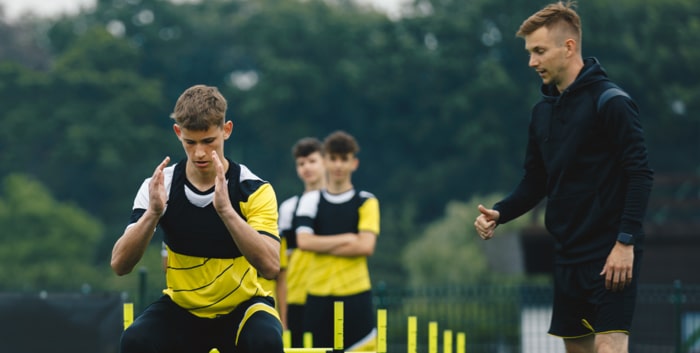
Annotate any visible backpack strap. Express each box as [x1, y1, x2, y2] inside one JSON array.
[[597, 86, 630, 112]]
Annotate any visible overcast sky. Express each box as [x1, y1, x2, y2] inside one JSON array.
[[0, 0, 407, 20]]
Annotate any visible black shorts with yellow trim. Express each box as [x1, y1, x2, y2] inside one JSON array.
[[120, 295, 282, 353], [548, 253, 642, 338]]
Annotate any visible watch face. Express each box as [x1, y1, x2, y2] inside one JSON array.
[[618, 233, 634, 245]]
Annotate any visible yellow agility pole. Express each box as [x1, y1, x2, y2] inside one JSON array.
[[377, 309, 387, 353], [443, 330, 453, 353], [429, 321, 438, 353], [346, 307, 386, 353], [123, 302, 134, 330], [457, 332, 466, 353], [304, 332, 314, 348], [286, 302, 388, 353], [285, 302, 340, 353], [283, 330, 292, 348], [407, 316, 417, 353], [335, 301, 344, 351]]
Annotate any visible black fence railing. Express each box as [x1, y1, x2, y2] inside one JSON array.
[[133, 279, 700, 353], [372, 281, 700, 353]]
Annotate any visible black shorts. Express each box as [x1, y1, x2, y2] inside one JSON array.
[[302, 291, 375, 349], [287, 303, 305, 347], [120, 295, 283, 353], [549, 254, 642, 338]]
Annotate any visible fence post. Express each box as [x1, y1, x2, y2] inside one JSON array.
[[673, 279, 684, 353], [138, 267, 148, 313], [375, 281, 387, 308]]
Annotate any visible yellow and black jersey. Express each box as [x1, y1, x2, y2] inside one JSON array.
[[285, 249, 313, 305], [295, 189, 380, 297], [127, 158, 279, 318], [278, 195, 300, 270], [278, 195, 312, 305]]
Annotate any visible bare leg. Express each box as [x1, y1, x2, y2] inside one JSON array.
[[595, 332, 628, 353], [564, 335, 595, 353]]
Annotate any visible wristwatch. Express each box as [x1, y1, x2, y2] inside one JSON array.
[[617, 232, 635, 245]]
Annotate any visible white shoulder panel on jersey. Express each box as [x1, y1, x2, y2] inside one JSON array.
[[132, 163, 176, 210], [359, 190, 375, 199], [296, 189, 321, 218], [278, 195, 300, 230], [239, 164, 264, 182]]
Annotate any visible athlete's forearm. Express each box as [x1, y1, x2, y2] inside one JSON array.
[[111, 210, 161, 276], [218, 206, 280, 279], [276, 269, 288, 328], [327, 232, 377, 257], [297, 232, 356, 253]]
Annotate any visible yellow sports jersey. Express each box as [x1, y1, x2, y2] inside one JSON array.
[[164, 248, 268, 318], [286, 249, 313, 304], [131, 158, 279, 318], [278, 194, 314, 305], [295, 189, 380, 296], [279, 236, 289, 270], [258, 276, 277, 296]]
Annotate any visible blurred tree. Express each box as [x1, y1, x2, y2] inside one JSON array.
[[0, 14, 51, 70], [0, 174, 106, 291], [402, 199, 489, 286], [401, 193, 541, 286], [0, 27, 172, 265], [579, 0, 700, 172], [0, 0, 696, 293]]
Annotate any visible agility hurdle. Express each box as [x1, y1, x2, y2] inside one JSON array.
[[442, 329, 466, 353], [123, 302, 465, 353], [282, 301, 465, 353], [123, 302, 134, 330], [406, 315, 465, 353], [284, 301, 386, 353]]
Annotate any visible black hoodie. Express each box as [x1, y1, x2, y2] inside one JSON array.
[[494, 57, 654, 264]]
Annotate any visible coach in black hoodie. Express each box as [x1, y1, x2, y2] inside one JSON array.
[[474, 2, 653, 353]]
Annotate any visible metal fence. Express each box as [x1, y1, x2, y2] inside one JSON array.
[[0, 292, 123, 353], [373, 281, 700, 353], [132, 279, 700, 353]]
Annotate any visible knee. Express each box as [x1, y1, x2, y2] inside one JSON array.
[[595, 334, 629, 353], [120, 326, 152, 353], [240, 336, 282, 353], [237, 332, 283, 353], [236, 314, 283, 353], [564, 335, 595, 353]]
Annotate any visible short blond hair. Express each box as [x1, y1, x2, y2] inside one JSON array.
[[516, 1, 582, 44]]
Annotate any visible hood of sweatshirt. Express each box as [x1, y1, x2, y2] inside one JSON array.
[[539, 57, 610, 104]]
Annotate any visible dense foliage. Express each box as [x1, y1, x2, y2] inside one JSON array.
[[0, 0, 697, 294]]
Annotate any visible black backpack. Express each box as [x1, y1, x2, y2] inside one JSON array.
[[597, 84, 631, 112]]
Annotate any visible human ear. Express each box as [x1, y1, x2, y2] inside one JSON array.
[[223, 121, 233, 139], [564, 38, 577, 56]]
